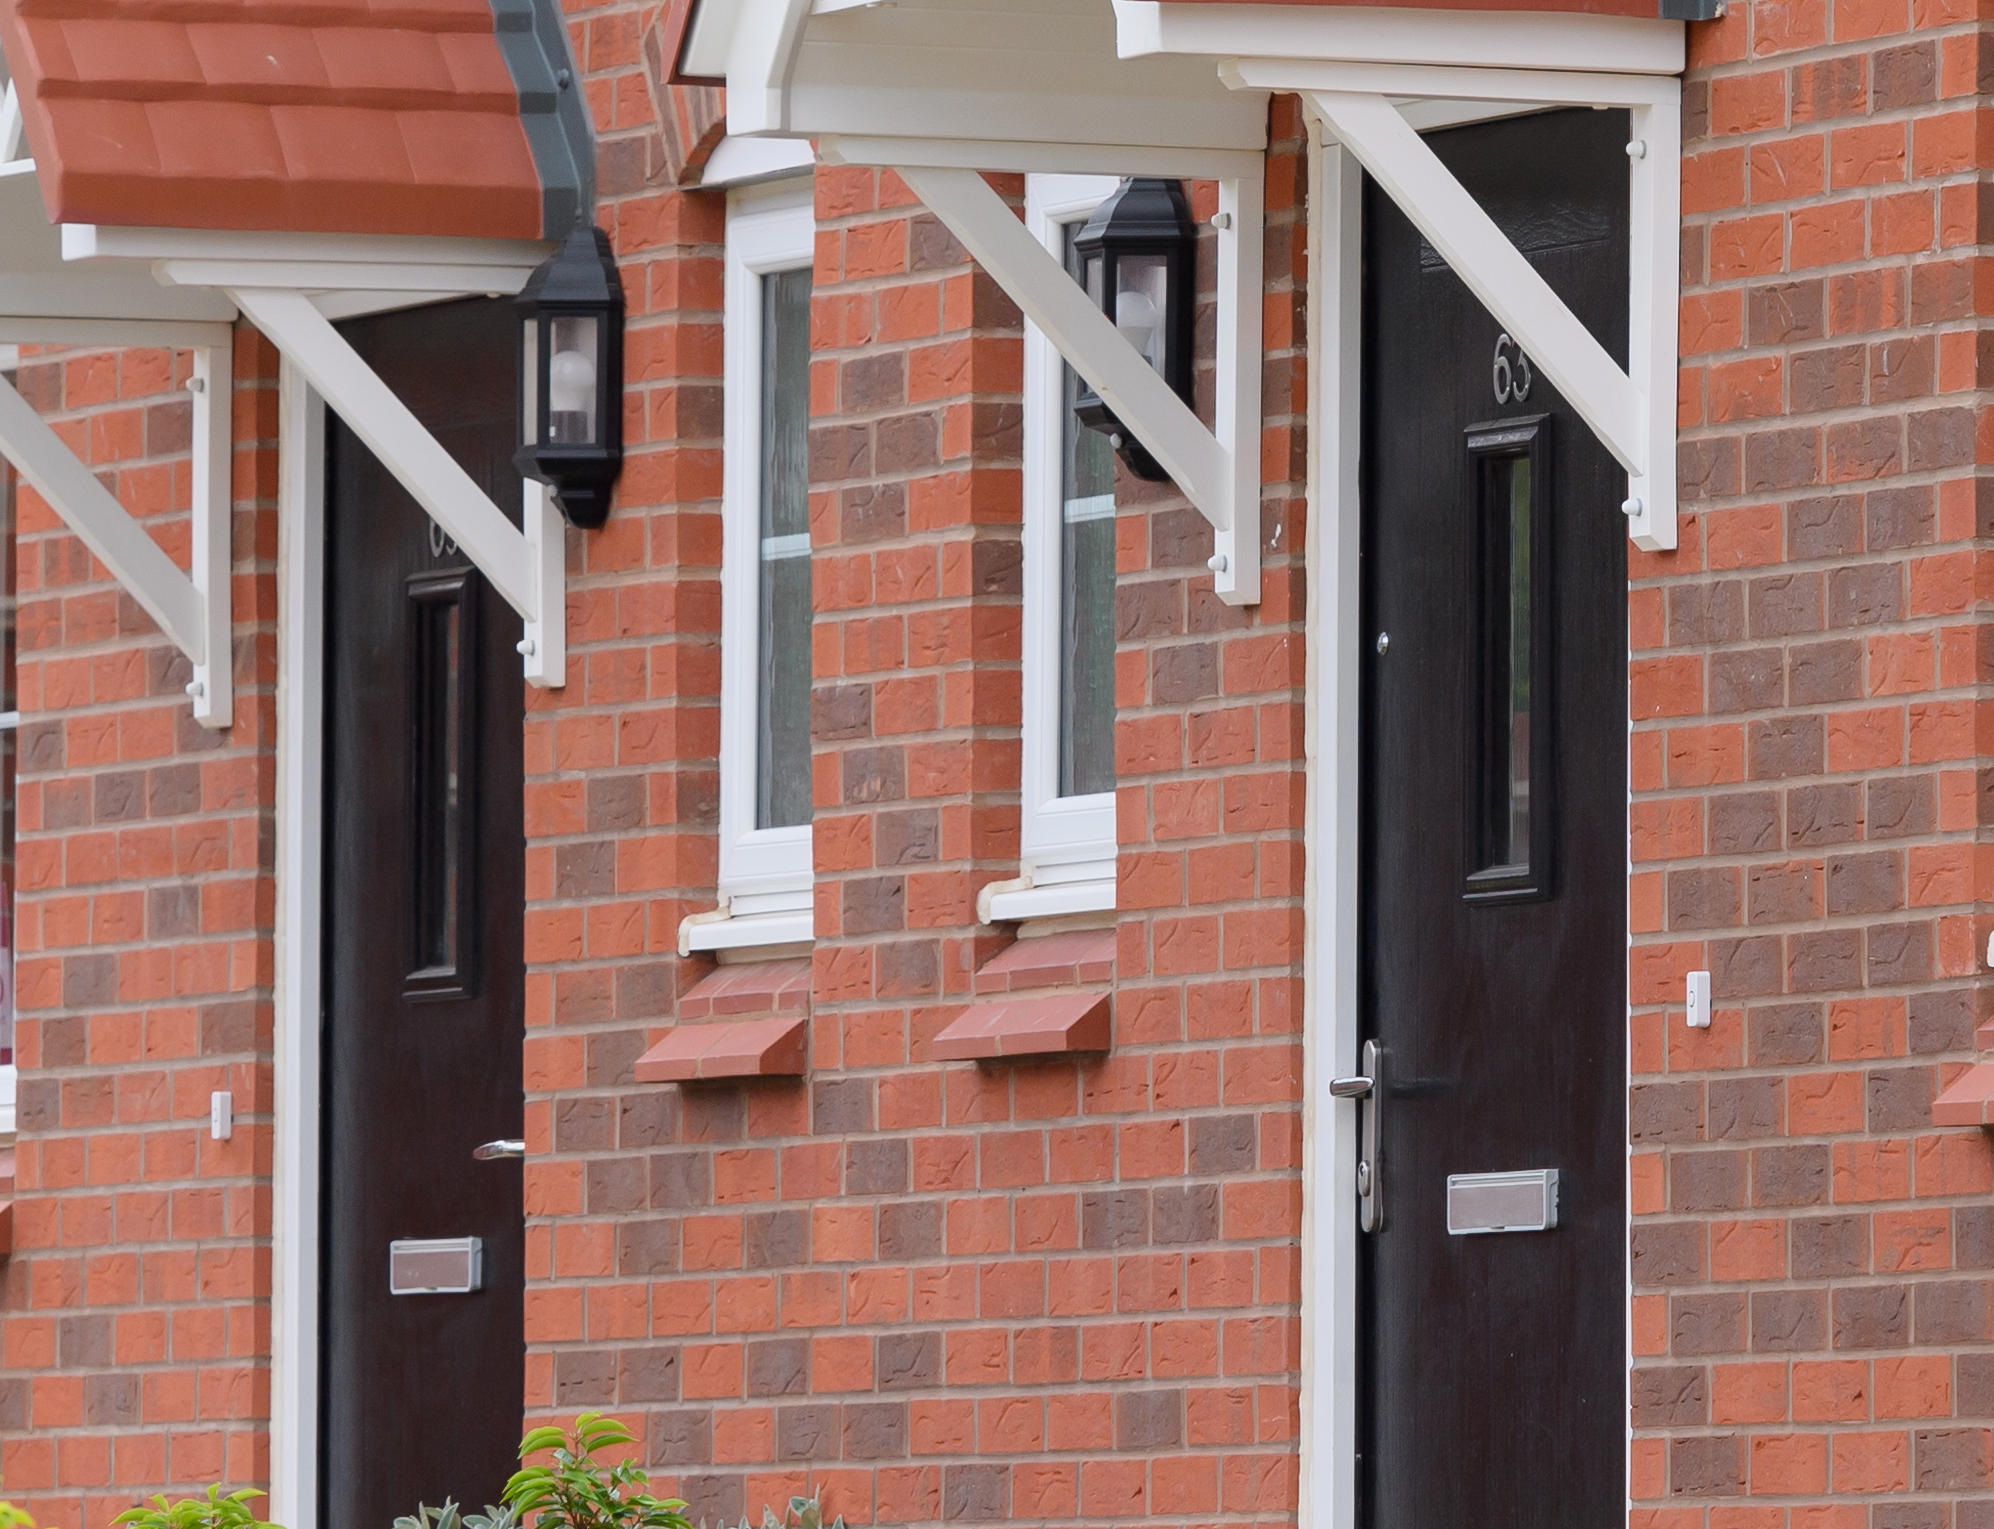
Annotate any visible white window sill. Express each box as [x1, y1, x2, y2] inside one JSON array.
[[980, 872, 1116, 925], [679, 906, 813, 956]]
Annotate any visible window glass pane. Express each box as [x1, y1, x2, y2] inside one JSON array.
[[409, 579, 471, 988], [1060, 226, 1117, 799], [758, 265, 814, 830], [520, 319, 538, 445], [1477, 452, 1532, 872]]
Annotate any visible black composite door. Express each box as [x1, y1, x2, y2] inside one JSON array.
[[1357, 109, 1629, 1528], [322, 299, 526, 1528]]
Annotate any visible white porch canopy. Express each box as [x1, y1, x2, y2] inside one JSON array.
[[684, 0, 1688, 596], [0, 89, 572, 724]]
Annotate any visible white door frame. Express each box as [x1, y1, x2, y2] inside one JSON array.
[[271, 356, 327, 1529], [1301, 113, 1364, 1529], [1299, 104, 1639, 1529]]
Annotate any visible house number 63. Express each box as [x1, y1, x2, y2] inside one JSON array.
[[1492, 332, 1533, 405]]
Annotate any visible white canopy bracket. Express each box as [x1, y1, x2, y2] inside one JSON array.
[[1300, 74, 1680, 552], [0, 84, 24, 165], [894, 163, 1264, 604], [0, 330, 236, 727], [229, 286, 566, 688]]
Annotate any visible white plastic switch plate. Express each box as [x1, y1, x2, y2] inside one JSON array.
[[1686, 970, 1711, 1030], [210, 1090, 233, 1141]]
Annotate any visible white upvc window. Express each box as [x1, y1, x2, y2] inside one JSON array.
[[687, 184, 816, 954], [0, 454, 16, 1133], [987, 173, 1122, 924]]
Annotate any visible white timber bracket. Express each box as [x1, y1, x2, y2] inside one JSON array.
[[0, 320, 236, 727], [1225, 61, 1680, 553], [886, 159, 1265, 605], [228, 287, 566, 688], [0, 83, 24, 165]]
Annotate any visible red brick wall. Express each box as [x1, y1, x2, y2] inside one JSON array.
[[24, 6, 1994, 1527], [0, 332, 279, 1524], [1100, 102, 1309, 1522], [516, 0, 728, 1428], [524, 6, 1311, 1516], [1633, 4, 1994, 1519]]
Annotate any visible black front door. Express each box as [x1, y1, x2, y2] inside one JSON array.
[[322, 299, 526, 1528], [1358, 109, 1629, 1528]]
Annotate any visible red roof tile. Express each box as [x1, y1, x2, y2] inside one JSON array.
[[0, 0, 577, 238]]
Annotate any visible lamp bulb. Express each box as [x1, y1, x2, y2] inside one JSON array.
[[1115, 288, 1162, 366], [549, 346, 597, 414]]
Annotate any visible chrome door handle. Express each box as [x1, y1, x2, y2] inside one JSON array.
[[472, 1139, 525, 1161], [1333, 1039, 1385, 1233]]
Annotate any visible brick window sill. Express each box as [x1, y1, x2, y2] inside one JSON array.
[[1933, 1062, 1994, 1127], [634, 958, 811, 1084], [931, 927, 1116, 1062]]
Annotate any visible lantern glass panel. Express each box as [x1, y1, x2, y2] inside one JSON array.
[[1114, 253, 1169, 373], [520, 319, 538, 447], [547, 314, 599, 445]]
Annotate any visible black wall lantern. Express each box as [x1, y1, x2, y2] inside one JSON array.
[[1071, 176, 1195, 482], [516, 224, 625, 529]]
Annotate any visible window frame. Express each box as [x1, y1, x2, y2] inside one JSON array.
[[0, 448, 15, 1133], [713, 183, 816, 938], [1004, 172, 1123, 922]]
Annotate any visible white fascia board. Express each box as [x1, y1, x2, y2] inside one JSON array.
[[66, 224, 549, 271], [66, 224, 546, 298], [700, 134, 816, 188], [719, 0, 1266, 154], [783, 81, 1263, 157], [0, 310, 235, 347], [819, 135, 1263, 181], [1116, 1, 1684, 75], [153, 258, 539, 296], [0, 275, 237, 324], [0, 171, 238, 322], [1226, 57, 1680, 105]]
